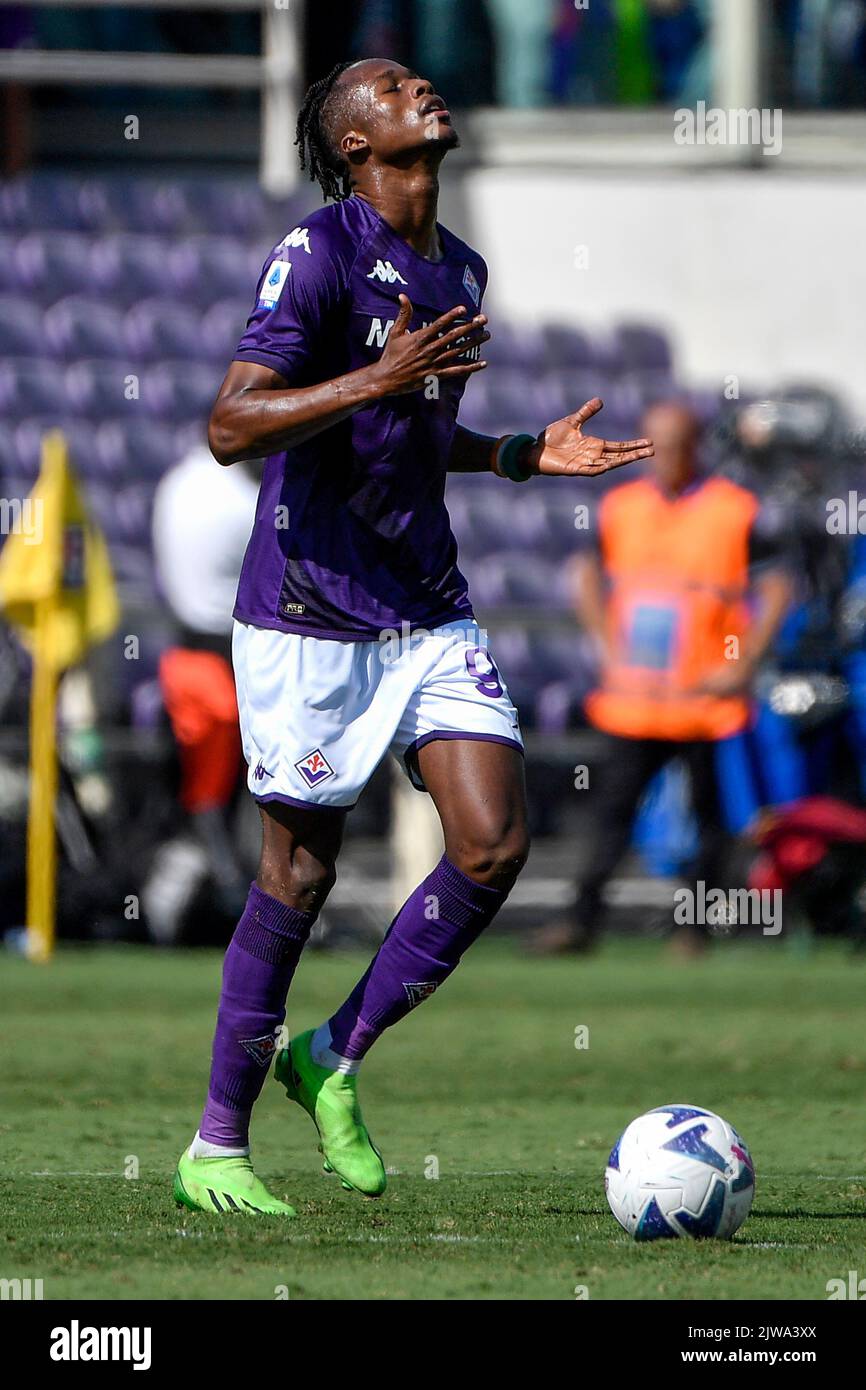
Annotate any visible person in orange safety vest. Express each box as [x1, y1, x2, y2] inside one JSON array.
[[533, 401, 792, 954]]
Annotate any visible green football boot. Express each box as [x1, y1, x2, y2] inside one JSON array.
[[275, 1029, 387, 1198], [172, 1149, 296, 1216]]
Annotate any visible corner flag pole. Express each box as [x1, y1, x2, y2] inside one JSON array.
[[25, 593, 59, 963], [23, 432, 66, 963], [11, 429, 119, 962]]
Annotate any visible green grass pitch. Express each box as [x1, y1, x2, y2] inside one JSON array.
[[2, 937, 865, 1300]]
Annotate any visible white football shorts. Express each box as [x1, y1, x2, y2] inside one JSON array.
[[232, 618, 523, 809]]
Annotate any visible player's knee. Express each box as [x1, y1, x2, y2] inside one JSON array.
[[258, 851, 337, 916], [454, 825, 530, 889]]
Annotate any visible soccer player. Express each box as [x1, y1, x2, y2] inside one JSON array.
[[173, 59, 654, 1215]]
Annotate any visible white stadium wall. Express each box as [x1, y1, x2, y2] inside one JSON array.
[[448, 169, 866, 418]]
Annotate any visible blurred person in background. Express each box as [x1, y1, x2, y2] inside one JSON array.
[[789, 0, 866, 107], [719, 394, 866, 810], [351, 0, 706, 108], [533, 401, 793, 955], [351, 0, 554, 107], [147, 443, 260, 942]]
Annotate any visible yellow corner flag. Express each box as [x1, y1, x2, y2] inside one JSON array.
[[0, 431, 119, 961]]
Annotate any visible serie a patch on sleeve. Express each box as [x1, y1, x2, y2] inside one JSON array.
[[258, 260, 291, 309]]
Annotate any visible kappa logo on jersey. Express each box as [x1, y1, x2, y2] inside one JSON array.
[[463, 263, 481, 306], [295, 747, 335, 788], [279, 225, 312, 254], [258, 259, 291, 309], [367, 259, 408, 285], [239, 1032, 278, 1066], [403, 982, 438, 1008]]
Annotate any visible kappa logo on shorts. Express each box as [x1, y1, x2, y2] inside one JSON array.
[[403, 982, 438, 1008], [253, 758, 273, 782], [295, 748, 335, 788], [239, 1033, 278, 1067]]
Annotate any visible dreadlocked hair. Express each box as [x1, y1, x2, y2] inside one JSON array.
[[295, 62, 355, 202]]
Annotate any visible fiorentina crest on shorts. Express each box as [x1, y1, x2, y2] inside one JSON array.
[[403, 982, 438, 1008], [294, 747, 335, 788]]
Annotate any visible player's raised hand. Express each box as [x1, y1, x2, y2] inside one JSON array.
[[526, 398, 654, 477], [372, 294, 489, 396]]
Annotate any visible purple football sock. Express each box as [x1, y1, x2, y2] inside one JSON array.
[[199, 882, 315, 1148], [325, 855, 508, 1062]]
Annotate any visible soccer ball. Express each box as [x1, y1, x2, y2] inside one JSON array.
[[604, 1104, 755, 1241]]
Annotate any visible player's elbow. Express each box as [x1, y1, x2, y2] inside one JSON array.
[[208, 400, 246, 466]]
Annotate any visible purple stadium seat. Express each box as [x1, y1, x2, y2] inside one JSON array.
[[263, 193, 324, 244], [0, 420, 17, 473], [0, 180, 33, 231], [63, 360, 140, 419], [198, 298, 250, 362], [612, 322, 673, 372], [0, 358, 67, 418], [171, 421, 209, 460], [469, 550, 570, 609], [484, 368, 546, 427], [529, 633, 599, 732], [542, 323, 596, 368], [8, 418, 98, 480], [483, 320, 547, 369], [0, 295, 49, 355], [94, 419, 177, 478], [84, 478, 155, 546], [449, 488, 520, 560], [190, 179, 270, 238], [453, 376, 490, 433], [464, 626, 537, 722], [487, 626, 534, 678], [539, 485, 599, 553], [138, 360, 222, 423], [13, 231, 95, 304], [0, 233, 21, 292], [536, 369, 643, 427], [0, 176, 110, 232], [7, 419, 50, 478], [124, 181, 198, 235], [169, 236, 264, 307], [531, 630, 595, 681], [43, 296, 127, 360], [89, 234, 176, 305], [535, 677, 588, 733], [123, 297, 203, 362], [111, 548, 158, 593]]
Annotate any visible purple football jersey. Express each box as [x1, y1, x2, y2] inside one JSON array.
[[231, 196, 487, 640]]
